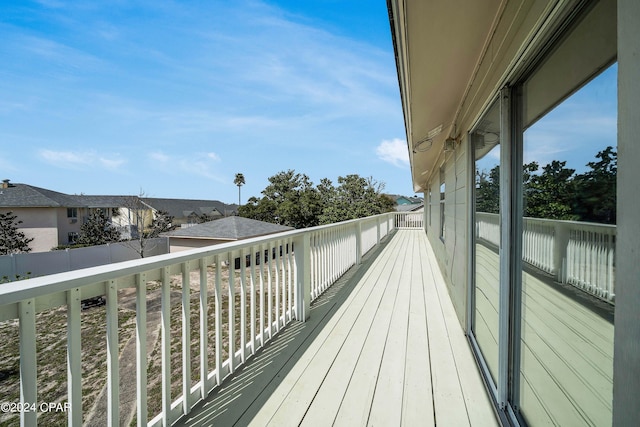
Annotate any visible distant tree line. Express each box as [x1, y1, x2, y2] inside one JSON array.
[[476, 146, 616, 224], [238, 170, 396, 228]]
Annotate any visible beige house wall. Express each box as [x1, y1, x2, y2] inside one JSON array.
[[168, 237, 232, 253], [2, 207, 63, 252]]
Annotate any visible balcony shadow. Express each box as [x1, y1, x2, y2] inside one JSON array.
[[176, 233, 394, 427]]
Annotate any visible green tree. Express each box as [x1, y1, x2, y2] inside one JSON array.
[[77, 210, 121, 246], [572, 146, 616, 224], [318, 175, 394, 224], [524, 160, 577, 220], [146, 210, 174, 238], [234, 173, 245, 206], [476, 166, 500, 214], [0, 211, 34, 255]]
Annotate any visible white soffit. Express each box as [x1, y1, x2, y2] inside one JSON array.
[[394, 0, 503, 191]]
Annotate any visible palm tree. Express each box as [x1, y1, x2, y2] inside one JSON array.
[[234, 173, 245, 206]]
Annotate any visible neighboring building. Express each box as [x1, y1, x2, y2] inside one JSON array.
[[142, 197, 238, 227], [387, 194, 423, 206], [0, 180, 236, 252], [164, 216, 293, 253], [0, 180, 88, 252], [395, 203, 423, 213], [388, 0, 638, 424]]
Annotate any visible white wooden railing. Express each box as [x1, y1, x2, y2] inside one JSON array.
[[394, 211, 424, 229], [0, 213, 408, 426], [476, 212, 616, 302]]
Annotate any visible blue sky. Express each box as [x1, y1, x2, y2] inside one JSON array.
[[1, 0, 411, 204], [478, 62, 617, 175]]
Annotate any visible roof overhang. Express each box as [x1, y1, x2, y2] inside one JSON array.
[[388, 0, 505, 192], [387, 0, 599, 192]]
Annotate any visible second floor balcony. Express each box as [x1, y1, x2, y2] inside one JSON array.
[[0, 211, 614, 426]]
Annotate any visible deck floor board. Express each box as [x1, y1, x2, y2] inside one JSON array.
[[177, 230, 498, 427]]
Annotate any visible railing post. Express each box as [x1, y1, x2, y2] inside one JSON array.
[[554, 222, 570, 282], [376, 217, 381, 245], [294, 233, 311, 321], [356, 222, 363, 265]]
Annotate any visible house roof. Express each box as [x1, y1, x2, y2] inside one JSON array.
[[164, 216, 294, 240], [396, 203, 424, 212], [387, 194, 424, 205], [142, 198, 237, 220], [74, 195, 135, 208], [0, 183, 84, 208]]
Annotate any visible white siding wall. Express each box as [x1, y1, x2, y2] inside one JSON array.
[[424, 138, 469, 326]]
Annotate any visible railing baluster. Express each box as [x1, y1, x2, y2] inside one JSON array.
[[214, 256, 222, 385], [136, 273, 148, 426], [161, 266, 171, 425], [240, 249, 247, 364], [258, 245, 265, 347], [19, 298, 37, 427], [199, 258, 209, 398], [181, 262, 192, 414], [250, 246, 256, 355], [228, 252, 235, 373], [267, 243, 273, 340], [288, 240, 293, 321], [67, 288, 82, 427], [274, 242, 280, 332], [106, 280, 119, 426]]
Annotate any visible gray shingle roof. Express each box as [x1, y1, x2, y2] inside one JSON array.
[[164, 216, 294, 240], [142, 198, 237, 220], [74, 195, 135, 208], [0, 183, 84, 207]]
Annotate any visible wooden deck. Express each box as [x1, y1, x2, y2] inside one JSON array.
[[176, 230, 498, 427]]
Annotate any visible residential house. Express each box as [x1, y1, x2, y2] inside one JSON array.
[[0, 180, 237, 252], [0, 180, 88, 252], [164, 216, 293, 253], [141, 197, 238, 227]]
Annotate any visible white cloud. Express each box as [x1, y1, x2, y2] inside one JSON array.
[[148, 151, 225, 183], [206, 152, 221, 162], [376, 138, 409, 167], [39, 149, 126, 171], [149, 151, 170, 163]]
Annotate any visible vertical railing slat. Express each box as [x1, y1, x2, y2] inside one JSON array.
[[258, 245, 265, 347], [161, 266, 171, 426], [240, 249, 247, 364], [67, 288, 82, 427], [228, 252, 235, 372], [214, 256, 222, 385], [250, 247, 257, 355], [136, 273, 148, 426], [181, 262, 192, 415], [106, 280, 119, 426], [19, 298, 37, 427], [199, 258, 209, 398]]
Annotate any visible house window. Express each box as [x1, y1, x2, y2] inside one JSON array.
[[428, 188, 432, 227], [439, 168, 445, 241], [67, 208, 77, 218], [68, 232, 79, 244]]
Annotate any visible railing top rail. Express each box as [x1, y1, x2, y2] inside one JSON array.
[[0, 212, 395, 307], [476, 211, 616, 231]]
